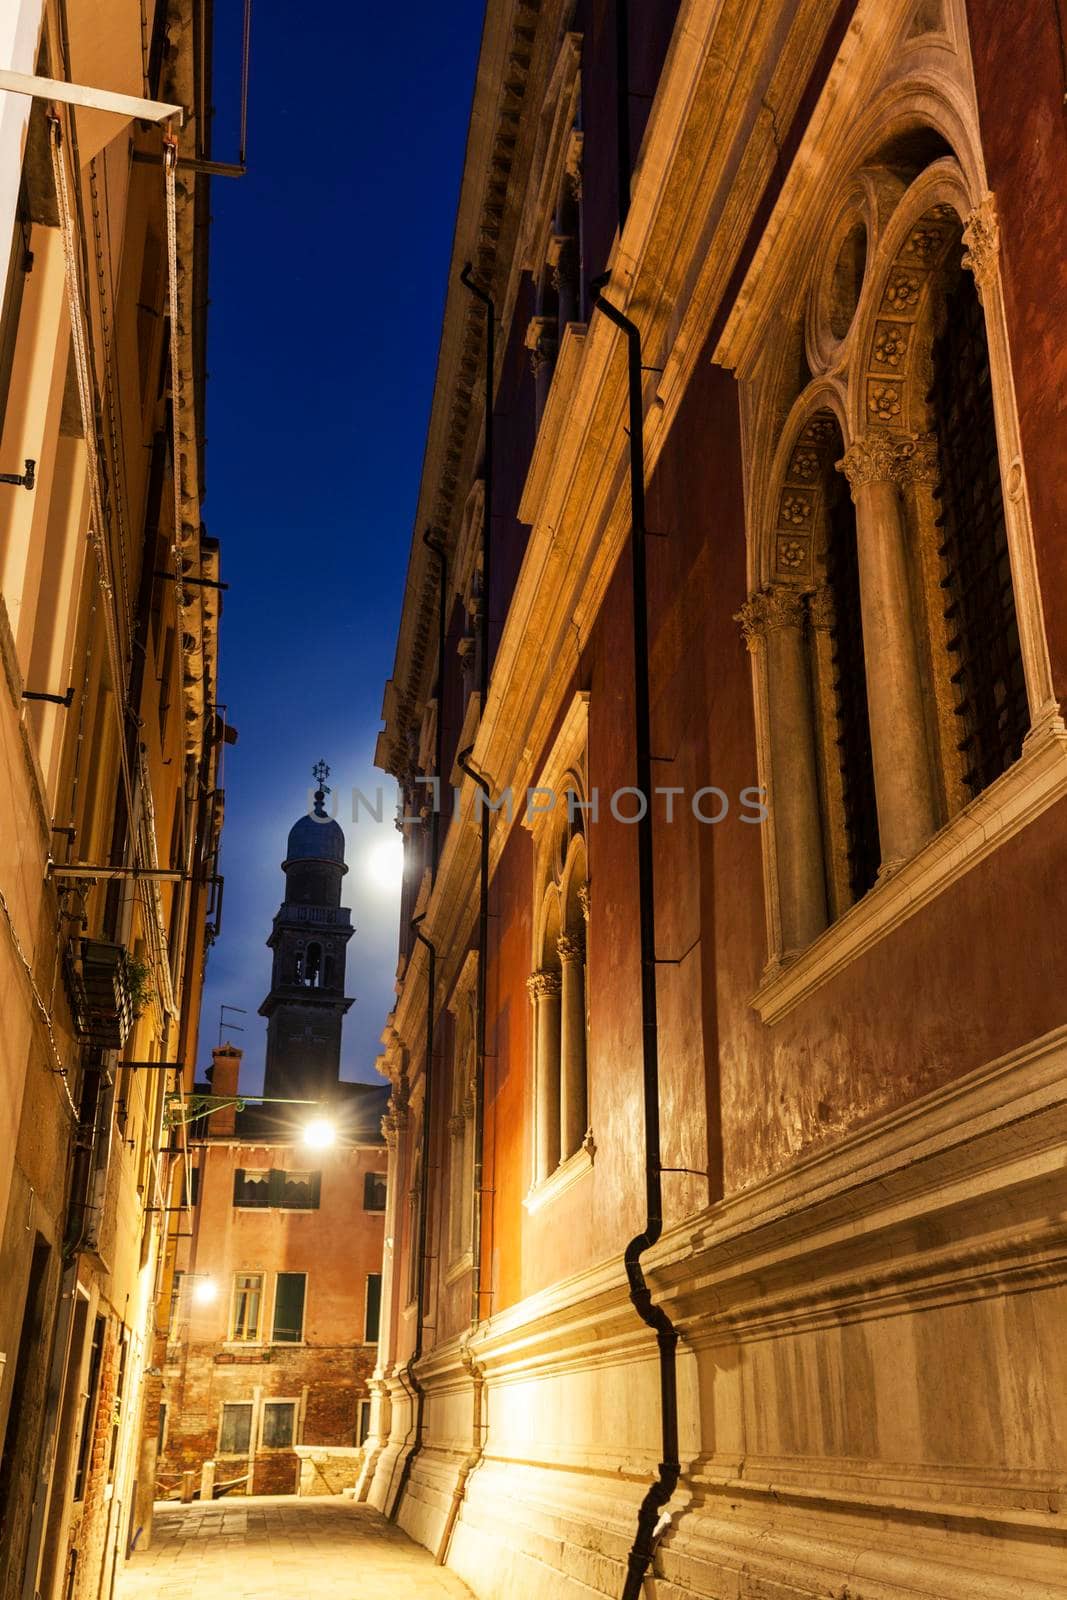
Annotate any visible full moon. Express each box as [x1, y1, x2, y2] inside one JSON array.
[[365, 836, 404, 891]]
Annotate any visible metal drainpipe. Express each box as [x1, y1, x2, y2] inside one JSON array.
[[389, 530, 447, 1522], [592, 267, 681, 1600]]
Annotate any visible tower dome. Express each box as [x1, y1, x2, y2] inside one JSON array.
[[282, 758, 347, 872]]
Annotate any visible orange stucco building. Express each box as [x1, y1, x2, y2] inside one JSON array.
[[154, 789, 389, 1499]]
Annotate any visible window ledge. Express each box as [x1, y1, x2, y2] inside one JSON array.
[[443, 1249, 473, 1287], [751, 715, 1067, 1025], [523, 1133, 595, 1216]]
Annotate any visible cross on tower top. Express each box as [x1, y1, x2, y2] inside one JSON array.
[[311, 758, 331, 818]]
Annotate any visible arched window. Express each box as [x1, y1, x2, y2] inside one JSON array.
[[303, 943, 322, 988], [928, 258, 1028, 797], [528, 826, 588, 1188]]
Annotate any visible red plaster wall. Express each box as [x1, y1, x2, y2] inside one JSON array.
[[965, 0, 1067, 698]]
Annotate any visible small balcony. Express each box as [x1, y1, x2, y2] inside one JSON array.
[[64, 939, 141, 1049]]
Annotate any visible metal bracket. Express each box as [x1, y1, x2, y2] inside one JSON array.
[[153, 570, 230, 591], [1, 458, 35, 490], [23, 685, 74, 706]]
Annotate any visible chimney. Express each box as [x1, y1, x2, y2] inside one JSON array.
[[206, 1043, 243, 1137]]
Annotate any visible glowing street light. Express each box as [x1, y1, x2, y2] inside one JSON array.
[[191, 1276, 217, 1305], [302, 1116, 336, 1150]]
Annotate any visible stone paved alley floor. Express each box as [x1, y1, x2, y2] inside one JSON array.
[[117, 1495, 475, 1600]]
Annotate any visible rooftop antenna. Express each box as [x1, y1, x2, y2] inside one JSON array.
[[218, 1003, 246, 1048]]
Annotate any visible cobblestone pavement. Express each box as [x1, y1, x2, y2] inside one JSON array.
[[117, 1495, 475, 1599]]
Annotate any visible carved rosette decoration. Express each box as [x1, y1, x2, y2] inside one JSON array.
[[526, 968, 562, 1002], [735, 585, 808, 651], [961, 192, 999, 300], [556, 931, 585, 965]]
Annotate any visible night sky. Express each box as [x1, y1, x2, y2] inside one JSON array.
[[198, 0, 484, 1090]]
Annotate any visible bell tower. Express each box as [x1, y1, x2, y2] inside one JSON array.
[[260, 761, 354, 1103]]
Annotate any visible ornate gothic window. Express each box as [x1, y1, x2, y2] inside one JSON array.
[[445, 956, 477, 1272], [928, 263, 1028, 796], [523, 693, 592, 1208]]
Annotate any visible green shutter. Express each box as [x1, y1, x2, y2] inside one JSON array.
[[272, 1272, 306, 1343], [365, 1273, 382, 1343], [232, 1168, 245, 1204]]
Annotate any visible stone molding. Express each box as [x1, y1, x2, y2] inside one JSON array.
[[522, 1130, 595, 1216], [751, 718, 1067, 1022]]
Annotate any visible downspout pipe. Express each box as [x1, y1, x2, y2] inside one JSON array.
[[459, 263, 493, 711], [591, 270, 681, 1600], [389, 531, 447, 1523], [455, 746, 491, 1332], [388, 914, 438, 1521]]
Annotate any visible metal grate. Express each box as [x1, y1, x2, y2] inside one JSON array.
[[930, 268, 1028, 797], [824, 472, 881, 902]]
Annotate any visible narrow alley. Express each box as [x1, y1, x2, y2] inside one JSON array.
[[117, 1498, 474, 1600]]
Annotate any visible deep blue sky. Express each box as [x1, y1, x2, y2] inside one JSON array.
[[198, 0, 484, 1091]]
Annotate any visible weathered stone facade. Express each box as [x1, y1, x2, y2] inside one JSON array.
[[363, 1, 1067, 1597]]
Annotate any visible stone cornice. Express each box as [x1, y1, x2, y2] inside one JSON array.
[[386, 0, 875, 1057], [378, 0, 568, 783]]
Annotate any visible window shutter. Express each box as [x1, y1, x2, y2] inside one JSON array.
[[308, 1171, 321, 1209], [268, 1168, 285, 1206], [365, 1273, 382, 1343], [272, 1272, 306, 1342], [232, 1168, 245, 1205]]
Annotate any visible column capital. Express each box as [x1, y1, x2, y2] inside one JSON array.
[[807, 585, 836, 633], [577, 881, 590, 924], [836, 428, 905, 492], [735, 584, 807, 650], [526, 967, 562, 1001], [556, 931, 585, 965], [893, 431, 940, 487], [961, 192, 999, 296]]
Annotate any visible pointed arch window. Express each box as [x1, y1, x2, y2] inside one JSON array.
[[928, 262, 1028, 797]]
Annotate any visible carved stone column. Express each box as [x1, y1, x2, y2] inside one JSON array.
[[527, 969, 561, 1183], [838, 430, 938, 870], [556, 932, 587, 1160], [737, 585, 827, 955]]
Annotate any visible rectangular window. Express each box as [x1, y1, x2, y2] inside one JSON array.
[[272, 1169, 321, 1210], [219, 1402, 253, 1454], [364, 1273, 382, 1345], [157, 1402, 168, 1454], [234, 1169, 321, 1209], [271, 1273, 306, 1344], [261, 1400, 296, 1449], [358, 1399, 372, 1445], [73, 1315, 106, 1501], [363, 1170, 387, 1212], [230, 1273, 264, 1342], [166, 1271, 183, 1339], [233, 1169, 270, 1208]]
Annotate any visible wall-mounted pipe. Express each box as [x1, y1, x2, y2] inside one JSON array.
[[456, 746, 491, 1332], [592, 269, 681, 1600], [389, 530, 447, 1523], [459, 264, 494, 709]]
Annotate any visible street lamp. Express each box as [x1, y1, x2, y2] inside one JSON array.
[[302, 1116, 336, 1150], [191, 1276, 217, 1305]]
